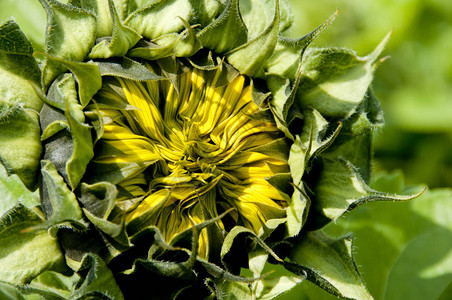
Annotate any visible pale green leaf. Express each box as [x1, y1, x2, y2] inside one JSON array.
[[27, 271, 80, 299], [69, 0, 114, 37], [0, 20, 43, 188], [188, 0, 223, 27], [125, 0, 194, 40], [288, 108, 337, 186], [39, 0, 97, 90], [239, 0, 293, 39], [0, 108, 42, 189], [290, 231, 373, 300], [0, 0, 46, 51], [43, 73, 85, 123], [42, 55, 101, 108], [296, 33, 390, 118], [265, 9, 338, 80], [79, 182, 130, 245], [198, 0, 248, 54], [313, 158, 422, 222], [0, 281, 27, 300], [285, 183, 310, 237], [226, 0, 279, 77], [0, 19, 42, 111], [88, 0, 141, 59], [0, 164, 40, 217], [221, 271, 303, 300], [0, 205, 66, 284]]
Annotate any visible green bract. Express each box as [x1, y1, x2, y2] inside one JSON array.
[[0, 0, 422, 299]]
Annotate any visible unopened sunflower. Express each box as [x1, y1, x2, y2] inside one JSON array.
[[0, 0, 421, 299]]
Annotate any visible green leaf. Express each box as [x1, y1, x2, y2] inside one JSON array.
[[0, 281, 27, 300], [0, 108, 42, 189], [127, 17, 201, 59], [88, 0, 141, 59], [266, 76, 294, 139], [27, 271, 80, 299], [0, 19, 42, 111], [79, 182, 130, 246], [124, 0, 194, 40], [382, 188, 452, 300], [289, 231, 373, 300], [198, 0, 248, 54], [42, 73, 85, 123], [323, 113, 373, 182], [265, 9, 338, 80], [296, 32, 390, 118], [40, 160, 85, 229], [39, 0, 97, 90], [384, 228, 452, 300], [0, 0, 46, 51], [42, 54, 102, 108], [71, 254, 124, 300], [313, 158, 422, 223], [69, 0, 128, 38], [188, 0, 223, 27], [266, 11, 339, 135], [310, 173, 451, 300], [321, 91, 385, 183], [95, 57, 165, 81], [0, 205, 66, 285], [226, 0, 280, 77], [0, 163, 40, 217], [239, 0, 293, 38], [221, 270, 303, 300], [221, 226, 283, 274], [65, 98, 94, 190], [0, 20, 43, 188], [289, 108, 338, 186], [286, 183, 310, 237]]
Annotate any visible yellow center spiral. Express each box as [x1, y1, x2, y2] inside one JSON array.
[[92, 63, 290, 258]]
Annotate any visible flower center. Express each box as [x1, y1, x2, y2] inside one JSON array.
[[92, 60, 290, 257]]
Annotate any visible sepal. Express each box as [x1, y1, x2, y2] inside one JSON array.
[[289, 231, 373, 300], [125, 0, 194, 40], [127, 18, 200, 60], [311, 158, 425, 224], [39, 0, 97, 90], [239, 0, 293, 38], [40, 160, 86, 229], [197, 0, 248, 54], [95, 57, 165, 81], [296, 32, 391, 118], [226, 0, 280, 77], [0, 20, 43, 188], [0, 204, 67, 285], [265, 9, 338, 80], [0, 164, 40, 216], [88, 0, 141, 59]]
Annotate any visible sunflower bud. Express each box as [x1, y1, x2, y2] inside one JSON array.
[[0, 0, 423, 299]]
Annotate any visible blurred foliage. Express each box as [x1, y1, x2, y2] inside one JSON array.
[[285, 0, 452, 188]]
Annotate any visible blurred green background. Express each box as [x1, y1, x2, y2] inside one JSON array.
[[1, 0, 451, 299]]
